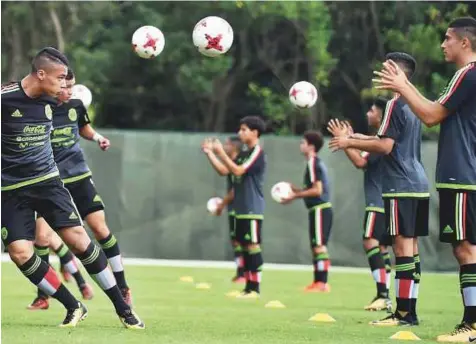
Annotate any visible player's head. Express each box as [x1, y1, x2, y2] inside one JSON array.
[[442, 17, 476, 63], [58, 68, 76, 103], [31, 47, 69, 97], [224, 135, 242, 158], [385, 52, 416, 79], [367, 97, 387, 129], [301, 130, 324, 156], [238, 116, 266, 145]]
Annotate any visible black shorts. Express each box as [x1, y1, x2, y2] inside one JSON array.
[[1, 177, 82, 246], [64, 176, 105, 219], [363, 211, 392, 245], [235, 218, 263, 245], [384, 198, 429, 238], [439, 190, 476, 244], [308, 206, 333, 248], [228, 213, 236, 240]]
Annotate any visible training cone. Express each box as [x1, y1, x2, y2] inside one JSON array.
[[308, 313, 336, 322], [265, 300, 286, 309], [195, 282, 211, 290], [179, 276, 194, 283], [226, 290, 241, 297], [390, 331, 421, 341]]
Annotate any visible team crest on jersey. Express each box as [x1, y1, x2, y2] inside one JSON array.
[[1, 227, 8, 240], [45, 105, 53, 120], [68, 108, 78, 122]]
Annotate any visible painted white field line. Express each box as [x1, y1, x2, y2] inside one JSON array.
[[1, 254, 456, 275]]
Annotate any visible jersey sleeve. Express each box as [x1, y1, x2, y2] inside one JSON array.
[[76, 103, 91, 128], [241, 146, 265, 174], [377, 98, 404, 140], [437, 67, 476, 113], [309, 158, 322, 183]]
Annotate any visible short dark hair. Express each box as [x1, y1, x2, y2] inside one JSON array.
[[240, 116, 266, 137], [373, 97, 388, 112], [66, 68, 75, 81], [385, 52, 416, 79], [31, 47, 69, 74], [449, 17, 476, 52], [303, 130, 324, 153]]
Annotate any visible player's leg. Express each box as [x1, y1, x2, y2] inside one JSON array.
[[2, 190, 85, 327], [362, 211, 389, 310], [381, 246, 392, 293], [230, 214, 245, 282], [437, 190, 476, 342], [35, 178, 144, 329], [48, 226, 94, 300]]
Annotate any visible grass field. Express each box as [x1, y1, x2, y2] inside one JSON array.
[[1, 261, 463, 344]]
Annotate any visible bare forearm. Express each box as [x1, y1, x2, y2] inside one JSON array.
[[344, 148, 367, 168], [295, 188, 320, 199], [217, 151, 243, 176], [79, 125, 96, 140], [222, 189, 234, 206], [347, 138, 389, 155], [206, 153, 229, 176]]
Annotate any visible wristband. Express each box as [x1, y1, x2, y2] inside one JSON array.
[[92, 132, 104, 142]]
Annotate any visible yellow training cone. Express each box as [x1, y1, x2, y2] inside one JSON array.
[[265, 300, 286, 309], [390, 331, 421, 341], [226, 290, 241, 297], [308, 313, 336, 322], [179, 276, 194, 283], [195, 282, 211, 290]]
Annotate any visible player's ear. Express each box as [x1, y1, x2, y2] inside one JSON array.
[[36, 69, 46, 81]]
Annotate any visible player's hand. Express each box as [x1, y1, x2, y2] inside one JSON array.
[[329, 136, 350, 152], [201, 138, 213, 154], [98, 137, 110, 151], [280, 193, 296, 205], [372, 59, 408, 92], [211, 138, 225, 154], [327, 119, 350, 137], [215, 201, 225, 216], [289, 183, 300, 193], [343, 121, 354, 135]]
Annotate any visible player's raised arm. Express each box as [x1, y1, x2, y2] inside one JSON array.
[[202, 138, 230, 176], [327, 119, 368, 169]]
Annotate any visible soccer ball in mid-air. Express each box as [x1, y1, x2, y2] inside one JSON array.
[[192, 16, 234, 57], [207, 197, 223, 215], [71, 84, 92, 108], [132, 25, 165, 59], [271, 182, 294, 203], [289, 81, 319, 108]]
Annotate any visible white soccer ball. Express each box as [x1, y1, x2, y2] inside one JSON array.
[[271, 182, 294, 204], [192, 16, 234, 57], [207, 197, 223, 215], [289, 81, 319, 108], [132, 25, 165, 59], [71, 84, 92, 109]]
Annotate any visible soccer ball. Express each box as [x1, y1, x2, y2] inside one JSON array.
[[207, 197, 223, 215], [192, 16, 234, 57], [132, 25, 165, 59], [289, 81, 319, 108], [271, 182, 294, 203], [71, 84, 92, 109]]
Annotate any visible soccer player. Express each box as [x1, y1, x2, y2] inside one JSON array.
[[27, 68, 133, 310], [211, 116, 267, 298], [1, 47, 143, 329], [280, 131, 333, 293], [330, 52, 429, 326], [202, 136, 245, 282], [327, 99, 393, 311], [373, 17, 476, 341]]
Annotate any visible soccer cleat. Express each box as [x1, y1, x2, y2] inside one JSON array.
[[369, 312, 414, 327], [364, 296, 392, 311], [59, 302, 88, 328], [118, 309, 145, 330], [236, 290, 260, 299], [60, 265, 73, 283], [304, 282, 331, 293], [437, 322, 476, 342], [27, 297, 49, 310], [80, 283, 94, 300], [121, 288, 133, 306], [231, 276, 246, 284]]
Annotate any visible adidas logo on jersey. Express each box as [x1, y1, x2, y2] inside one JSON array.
[[69, 212, 79, 220], [11, 109, 22, 117], [93, 195, 103, 203], [443, 225, 454, 234]]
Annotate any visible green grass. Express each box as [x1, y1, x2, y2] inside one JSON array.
[[1, 262, 462, 344]]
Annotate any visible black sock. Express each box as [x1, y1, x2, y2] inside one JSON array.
[[76, 242, 129, 314], [366, 247, 388, 298], [382, 251, 392, 294], [34, 245, 50, 299], [234, 245, 245, 277], [243, 250, 251, 291], [395, 256, 415, 315], [19, 254, 78, 309], [248, 247, 263, 293], [99, 234, 128, 289], [460, 264, 476, 324], [313, 252, 330, 283], [411, 254, 421, 317], [55, 243, 86, 287]]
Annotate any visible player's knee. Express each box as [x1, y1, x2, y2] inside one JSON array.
[[8, 241, 34, 266], [362, 238, 378, 250], [453, 241, 476, 264], [35, 230, 51, 247], [89, 222, 110, 240], [58, 226, 91, 254], [247, 243, 260, 251], [313, 245, 327, 254]]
